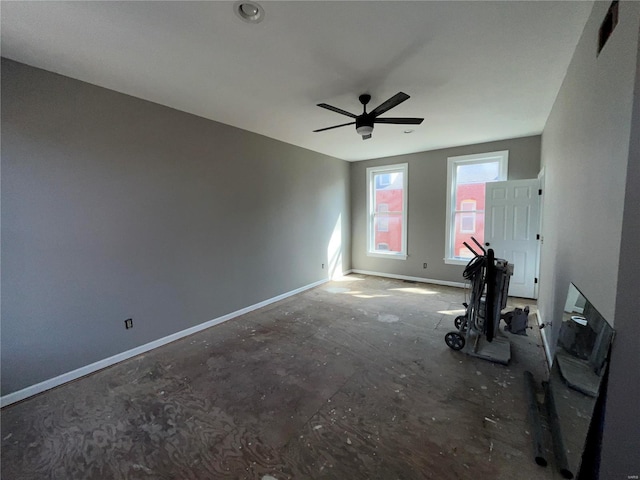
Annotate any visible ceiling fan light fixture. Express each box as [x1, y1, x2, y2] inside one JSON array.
[[356, 125, 373, 136], [234, 1, 264, 23]]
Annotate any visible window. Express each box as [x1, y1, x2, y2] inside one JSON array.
[[445, 151, 508, 264], [459, 200, 476, 233], [377, 204, 389, 232], [367, 163, 408, 259], [376, 174, 391, 188]]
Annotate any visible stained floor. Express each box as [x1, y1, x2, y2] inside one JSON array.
[[1, 274, 560, 479]]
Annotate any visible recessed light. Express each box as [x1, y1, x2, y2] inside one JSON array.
[[404, 129, 414, 134], [234, 1, 265, 24]]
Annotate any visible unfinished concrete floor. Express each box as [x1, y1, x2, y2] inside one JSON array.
[[2, 274, 560, 479]]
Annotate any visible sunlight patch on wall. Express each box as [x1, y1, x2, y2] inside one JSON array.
[[327, 214, 343, 279]]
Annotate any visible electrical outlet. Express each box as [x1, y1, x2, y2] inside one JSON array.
[[124, 318, 133, 329], [322, 263, 325, 269], [423, 262, 428, 269]]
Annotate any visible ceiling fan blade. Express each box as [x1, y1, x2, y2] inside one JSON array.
[[317, 103, 357, 118], [374, 117, 424, 125], [370, 92, 410, 117], [362, 134, 372, 140], [313, 121, 356, 133]]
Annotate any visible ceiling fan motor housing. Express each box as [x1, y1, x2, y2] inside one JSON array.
[[356, 114, 374, 130]]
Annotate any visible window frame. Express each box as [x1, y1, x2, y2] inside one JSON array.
[[444, 151, 508, 265], [366, 163, 408, 260]]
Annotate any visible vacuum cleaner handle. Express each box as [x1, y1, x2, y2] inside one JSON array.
[[471, 236, 487, 254]]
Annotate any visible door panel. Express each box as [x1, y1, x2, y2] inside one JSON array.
[[489, 205, 506, 239], [485, 179, 540, 299], [514, 205, 530, 240]]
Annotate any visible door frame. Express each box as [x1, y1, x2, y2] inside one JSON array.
[[534, 168, 545, 299]]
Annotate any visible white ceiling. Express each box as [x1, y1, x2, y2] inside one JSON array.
[[1, 1, 593, 162]]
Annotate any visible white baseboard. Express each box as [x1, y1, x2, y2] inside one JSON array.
[[1, 277, 330, 408], [350, 269, 466, 289]]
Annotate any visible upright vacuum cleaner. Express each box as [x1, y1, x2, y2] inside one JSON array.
[[444, 238, 514, 365]]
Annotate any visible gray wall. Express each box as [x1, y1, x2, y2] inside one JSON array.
[[603, 30, 640, 476], [350, 136, 541, 283], [537, 1, 640, 477], [1, 59, 351, 396], [603, 36, 640, 476]]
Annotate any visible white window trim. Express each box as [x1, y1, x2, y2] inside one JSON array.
[[366, 163, 408, 260], [444, 151, 508, 265]]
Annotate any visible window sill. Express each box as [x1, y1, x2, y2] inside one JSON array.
[[367, 252, 407, 260], [444, 257, 471, 266]]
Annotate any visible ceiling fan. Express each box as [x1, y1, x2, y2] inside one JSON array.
[[313, 92, 423, 140]]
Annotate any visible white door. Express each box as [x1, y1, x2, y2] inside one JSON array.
[[485, 179, 540, 299]]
